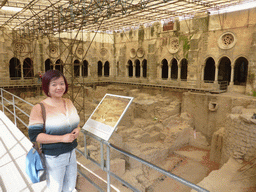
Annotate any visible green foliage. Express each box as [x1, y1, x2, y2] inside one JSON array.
[[248, 73, 255, 85], [179, 35, 191, 58], [253, 91, 256, 97]]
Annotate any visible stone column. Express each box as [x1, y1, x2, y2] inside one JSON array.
[[133, 64, 135, 77], [201, 65, 204, 81], [229, 63, 235, 85], [214, 65, 219, 82], [168, 64, 171, 79], [178, 64, 181, 81]]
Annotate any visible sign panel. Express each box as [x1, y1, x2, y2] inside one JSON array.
[[82, 94, 133, 141]]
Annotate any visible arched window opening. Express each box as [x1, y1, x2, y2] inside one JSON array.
[[74, 60, 80, 77], [23, 58, 34, 79], [161, 59, 168, 79], [204, 57, 215, 82], [142, 59, 147, 78], [45, 59, 52, 72], [128, 60, 133, 77], [55, 59, 63, 73], [171, 59, 178, 79], [82, 60, 88, 77], [135, 59, 140, 78], [180, 59, 187, 80], [98, 61, 103, 77], [9, 57, 21, 79], [218, 57, 231, 83], [116, 61, 119, 77], [104, 61, 110, 77], [234, 57, 248, 85]]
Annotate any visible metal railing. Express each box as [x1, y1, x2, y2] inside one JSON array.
[[0, 88, 209, 192], [77, 131, 209, 192]]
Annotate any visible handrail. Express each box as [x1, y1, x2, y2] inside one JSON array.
[[79, 130, 210, 192], [0, 88, 209, 192]]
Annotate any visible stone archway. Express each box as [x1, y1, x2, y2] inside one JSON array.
[[45, 58, 53, 72], [218, 57, 231, 83], [74, 59, 80, 77], [171, 58, 178, 79], [82, 60, 88, 77], [98, 61, 103, 77], [204, 57, 215, 82], [234, 57, 248, 85], [9, 57, 21, 79], [104, 61, 110, 77], [161, 59, 168, 79], [135, 59, 140, 78], [142, 59, 147, 78], [180, 58, 187, 80], [23, 58, 34, 78], [128, 60, 133, 77], [55, 59, 63, 73]]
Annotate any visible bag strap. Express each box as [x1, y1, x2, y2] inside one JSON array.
[[39, 103, 46, 133]]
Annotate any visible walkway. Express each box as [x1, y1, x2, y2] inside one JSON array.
[[0, 110, 47, 192]]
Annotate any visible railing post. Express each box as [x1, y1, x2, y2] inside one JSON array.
[[1, 89, 4, 112], [106, 144, 111, 192], [12, 96, 17, 126], [84, 134, 88, 159], [100, 142, 104, 170]]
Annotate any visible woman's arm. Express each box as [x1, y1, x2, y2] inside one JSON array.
[[36, 132, 77, 143]]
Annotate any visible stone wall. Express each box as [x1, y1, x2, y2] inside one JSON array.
[[2, 7, 256, 94], [220, 109, 256, 164]]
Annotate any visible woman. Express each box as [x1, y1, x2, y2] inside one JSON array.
[[28, 70, 80, 192]]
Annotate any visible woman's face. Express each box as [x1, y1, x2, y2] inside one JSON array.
[[48, 76, 66, 98]]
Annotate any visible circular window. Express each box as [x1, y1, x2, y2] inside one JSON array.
[[218, 32, 237, 49], [47, 44, 59, 58], [49, 44, 58, 54], [130, 48, 136, 58], [100, 48, 108, 57], [168, 37, 179, 53], [15, 43, 26, 52], [77, 48, 84, 55], [137, 48, 145, 58]]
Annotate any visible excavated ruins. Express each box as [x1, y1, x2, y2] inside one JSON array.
[[10, 84, 256, 192]]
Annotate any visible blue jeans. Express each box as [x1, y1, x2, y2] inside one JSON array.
[[45, 149, 77, 192]]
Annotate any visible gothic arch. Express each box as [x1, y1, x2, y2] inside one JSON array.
[[74, 59, 80, 77], [128, 60, 133, 77], [98, 61, 103, 77], [23, 58, 34, 78], [135, 59, 140, 77], [104, 61, 110, 77], [45, 58, 53, 72], [82, 60, 89, 77], [204, 57, 215, 81], [218, 56, 231, 82], [9, 57, 21, 79], [171, 58, 178, 79], [234, 57, 248, 85], [161, 59, 168, 79], [55, 59, 63, 73], [180, 58, 187, 80]]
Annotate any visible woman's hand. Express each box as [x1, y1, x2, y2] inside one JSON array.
[[61, 133, 76, 143], [62, 127, 80, 143], [71, 127, 80, 139]]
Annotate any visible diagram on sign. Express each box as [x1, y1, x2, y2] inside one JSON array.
[[82, 94, 133, 141]]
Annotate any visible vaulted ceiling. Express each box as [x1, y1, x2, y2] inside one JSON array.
[[0, 0, 252, 33]]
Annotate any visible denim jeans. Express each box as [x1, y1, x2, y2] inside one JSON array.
[[45, 149, 77, 192]]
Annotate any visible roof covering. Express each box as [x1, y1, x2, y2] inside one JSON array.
[[0, 0, 252, 33]]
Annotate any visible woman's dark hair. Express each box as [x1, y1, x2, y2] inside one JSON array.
[[42, 70, 68, 97]]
